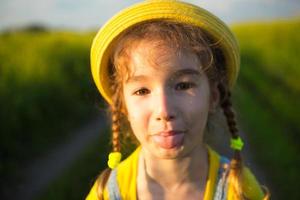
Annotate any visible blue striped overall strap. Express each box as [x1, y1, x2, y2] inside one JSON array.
[[213, 156, 231, 200], [107, 169, 121, 200]]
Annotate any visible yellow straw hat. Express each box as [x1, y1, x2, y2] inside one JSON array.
[[91, 0, 240, 105]]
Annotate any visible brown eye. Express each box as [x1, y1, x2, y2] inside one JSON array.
[[175, 82, 195, 90], [133, 88, 150, 96]]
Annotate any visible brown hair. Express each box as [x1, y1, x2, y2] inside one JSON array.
[[95, 20, 268, 199]]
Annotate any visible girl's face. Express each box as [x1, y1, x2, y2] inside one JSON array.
[[122, 40, 218, 159]]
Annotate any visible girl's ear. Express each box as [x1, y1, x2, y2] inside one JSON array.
[[209, 82, 220, 113]]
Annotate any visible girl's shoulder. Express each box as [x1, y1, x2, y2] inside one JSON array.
[[239, 167, 265, 199], [105, 147, 141, 199], [85, 147, 141, 200], [208, 147, 265, 200]]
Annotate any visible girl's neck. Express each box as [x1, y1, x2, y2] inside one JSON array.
[[139, 145, 208, 191]]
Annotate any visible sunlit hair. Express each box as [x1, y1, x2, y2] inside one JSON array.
[[96, 20, 269, 200]]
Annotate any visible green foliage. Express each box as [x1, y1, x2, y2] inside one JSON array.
[[0, 31, 101, 193], [232, 19, 300, 199], [232, 19, 300, 93]]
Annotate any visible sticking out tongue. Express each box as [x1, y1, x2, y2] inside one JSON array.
[[152, 133, 184, 149]]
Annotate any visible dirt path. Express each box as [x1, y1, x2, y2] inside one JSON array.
[[14, 114, 108, 200]]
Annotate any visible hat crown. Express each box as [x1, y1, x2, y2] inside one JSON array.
[[91, 0, 240, 104]]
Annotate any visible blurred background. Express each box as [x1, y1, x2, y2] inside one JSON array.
[[0, 0, 299, 199]]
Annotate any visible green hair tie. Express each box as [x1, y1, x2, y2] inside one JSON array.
[[230, 137, 244, 151], [107, 152, 122, 169]]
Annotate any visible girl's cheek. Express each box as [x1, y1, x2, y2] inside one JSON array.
[[126, 98, 151, 121]]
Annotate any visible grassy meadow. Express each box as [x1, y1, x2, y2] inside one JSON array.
[[0, 30, 101, 196], [0, 19, 299, 199], [232, 19, 300, 199]]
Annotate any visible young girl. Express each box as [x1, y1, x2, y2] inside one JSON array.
[[87, 1, 269, 199]]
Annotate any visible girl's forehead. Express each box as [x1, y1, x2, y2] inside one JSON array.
[[127, 40, 202, 76]]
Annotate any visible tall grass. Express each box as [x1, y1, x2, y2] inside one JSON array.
[[233, 19, 300, 93], [0, 30, 101, 196], [232, 19, 300, 199]]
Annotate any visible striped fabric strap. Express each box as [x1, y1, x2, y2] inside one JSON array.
[[213, 156, 230, 200], [107, 169, 122, 200]]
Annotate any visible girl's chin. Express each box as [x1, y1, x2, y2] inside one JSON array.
[[149, 143, 186, 159]]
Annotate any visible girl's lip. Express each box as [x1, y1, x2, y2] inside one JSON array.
[[151, 131, 185, 149], [155, 130, 185, 136]]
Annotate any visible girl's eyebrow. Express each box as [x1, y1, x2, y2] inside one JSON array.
[[126, 75, 148, 83]]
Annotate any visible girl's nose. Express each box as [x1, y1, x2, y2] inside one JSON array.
[[154, 90, 176, 121]]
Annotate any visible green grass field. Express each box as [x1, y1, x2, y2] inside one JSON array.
[[0, 30, 101, 196], [232, 19, 300, 199], [0, 19, 299, 199]]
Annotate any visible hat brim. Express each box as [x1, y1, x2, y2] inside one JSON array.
[[91, 0, 240, 105]]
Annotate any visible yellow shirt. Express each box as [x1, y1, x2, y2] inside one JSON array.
[[86, 147, 264, 200]]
